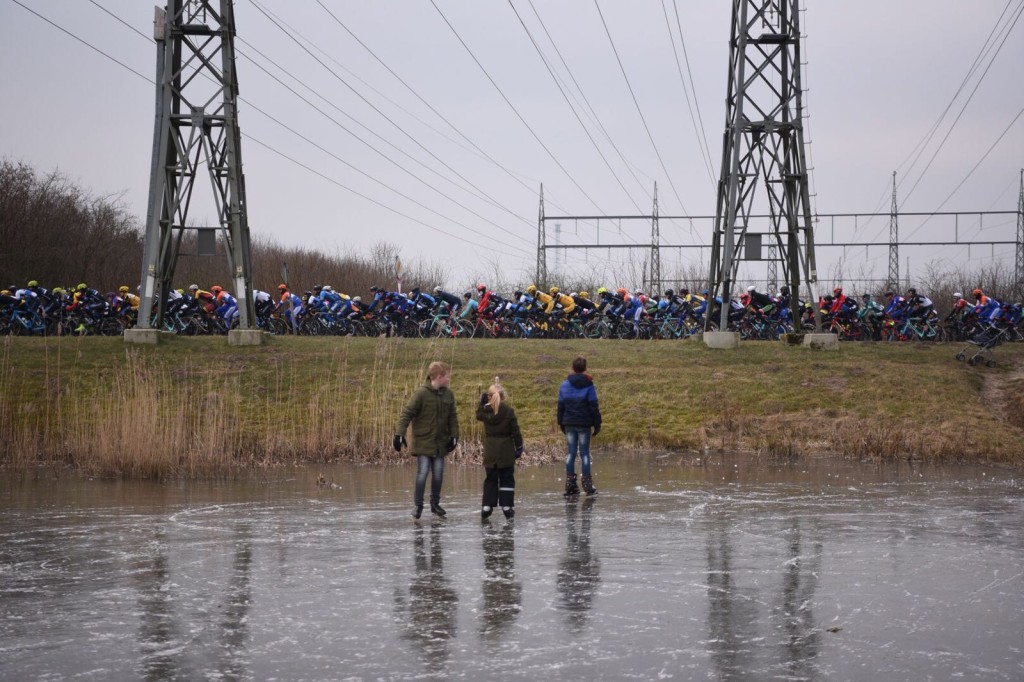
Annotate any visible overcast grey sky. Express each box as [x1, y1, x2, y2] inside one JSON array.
[[2, 0, 1022, 290]]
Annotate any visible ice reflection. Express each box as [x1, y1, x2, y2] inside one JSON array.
[[133, 533, 185, 681], [555, 496, 600, 632], [393, 523, 459, 674], [774, 520, 822, 680], [479, 523, 521, 641], [2, 458, 1022, 681]]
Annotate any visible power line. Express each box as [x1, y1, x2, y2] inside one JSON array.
[[427, 0, 607, 214], [236, 43, 532, 244], [662, 0, 716, 187], [524, 0, 655, 203], [900, 0, 1024, 206], [247, 0, 532, 228], [505, 0, 648, 222], [21, 0, 531, 257], [312, 0, 548, 202], [592, 0, 690, 215]]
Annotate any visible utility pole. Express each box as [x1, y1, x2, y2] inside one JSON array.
[[888, 171, 899, 292], [138, 0, 255, 330], [650, 183, 661, 295], [707, 0, 819, 331], [536, 184, 547, 287]]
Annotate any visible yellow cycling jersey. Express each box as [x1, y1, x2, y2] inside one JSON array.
[[534, 291, 554, 313], [555, 292, 575, 313]]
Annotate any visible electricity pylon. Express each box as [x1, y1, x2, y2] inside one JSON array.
[[707, 0, 819, 331], [138, 0, 254, 329]]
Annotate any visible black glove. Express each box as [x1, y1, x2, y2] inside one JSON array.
[[593, 425, 601, 436], [393, 435, 406, 451], [480, 392, 489, 406], [445, 437, 458, 453], [515, 446, 524, 459], [559, 424, 565, 434]]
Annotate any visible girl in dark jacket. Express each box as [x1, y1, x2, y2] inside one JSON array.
[[476, 381, 524, 520]]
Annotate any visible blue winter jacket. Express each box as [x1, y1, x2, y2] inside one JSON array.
[[557, 373, 602, 428]]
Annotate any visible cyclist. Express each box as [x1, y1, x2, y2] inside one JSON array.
[[211, 285, 238, 326], [459, 291, 479, 320], [971, 288, 1001, 328], [275, 283, 302, 333], [883, 291, 906, 321], [571, 290, 597, 319], [905, 287, 934, 319], [551, 287, 576, 316], [432, 286, 462, 317]]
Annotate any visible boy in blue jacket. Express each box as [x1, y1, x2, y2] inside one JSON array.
[[557, 356, 602, 496]]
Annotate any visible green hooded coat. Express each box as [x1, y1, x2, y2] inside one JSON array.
[[396, 379, 459, 457], [476, 401, 524, 468]]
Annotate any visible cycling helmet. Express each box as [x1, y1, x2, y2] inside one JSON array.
[[476, 283, 487, 292], [885, 290, 895, 298], [639, 295, 648, 304], [512, 290, 523, 298], [119, 286, 129, 293], [953, 292, 963, 298], [664, 289, 674, 297], [549, 286, 559, 295], [211, 285, 223, 293], [779, 285, 790, 295], [323, 285, 333, 292], [680, 288, 689, 296], [277, 283, 288, 291], [616, 287, 627, 297], [907, 287, 917, 295], [352, 296, 362, 303], [77, 283, 87, 291], [526, 284, 537, 294], [579, 291, 589, 299], [861, 293, 871, 300], [433, 286, 442, 294], [833, 286, 843, 295], [189, 284, 200, 291], [52, 287, 64, 295], [746, 285, 756, 293], [303, 290, 313, 297], [972, 288, 983, 296], [463, 291, 472, 299], [596, 286, 608, 295], [27, 280, 38, 287]]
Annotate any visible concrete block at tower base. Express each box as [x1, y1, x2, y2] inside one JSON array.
[[228, 329, 267, 346], [802, 333, 839, 350], [123, 328, 165, 345], [703, 331, 740, 349]]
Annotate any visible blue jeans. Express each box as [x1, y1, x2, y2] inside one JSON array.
[[414, 455, 445, 507], [565, 427, 592, 477]]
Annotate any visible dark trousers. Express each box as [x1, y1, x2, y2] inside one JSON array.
[[482, 466, 515, 510]]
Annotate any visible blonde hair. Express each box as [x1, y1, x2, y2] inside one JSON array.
[[487, 382, 506, 413], [426, 361, 451, 380]]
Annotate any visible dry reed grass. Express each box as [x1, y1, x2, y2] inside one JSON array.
[[1, 335, 1022, 477]]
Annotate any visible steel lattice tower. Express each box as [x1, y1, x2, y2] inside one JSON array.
[[536, 184, 548, 287], [138, 0, 255, 329], [649, 183, 661, 294], [707, 0, 819, 331], [888, 171, 900, 292]]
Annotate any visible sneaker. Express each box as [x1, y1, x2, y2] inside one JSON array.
[[411, 505, 423, 519]]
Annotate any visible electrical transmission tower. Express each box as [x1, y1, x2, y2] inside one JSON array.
[[536, 184, 548, 286], [138, 0, 255, 330], [888, 171, 899, 291], [707, 0, 819, 331], [649, 183, 661, 294]]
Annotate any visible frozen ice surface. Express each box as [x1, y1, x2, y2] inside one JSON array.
[[2, 455, 1022, 681]]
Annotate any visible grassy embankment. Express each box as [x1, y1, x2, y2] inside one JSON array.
[[1, 334, 1022, 478]]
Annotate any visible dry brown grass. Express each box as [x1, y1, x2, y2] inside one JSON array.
[[1, 335, 1022, 477]]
